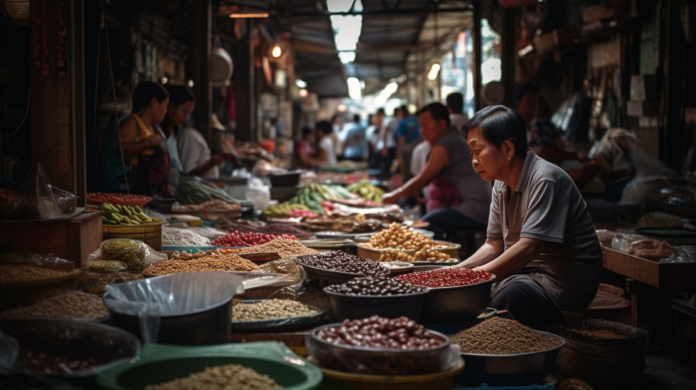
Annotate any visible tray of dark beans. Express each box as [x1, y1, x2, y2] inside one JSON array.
[[324, 276, 430, 321], [306, 315, 458, 375], [295, 251, 389, 287]]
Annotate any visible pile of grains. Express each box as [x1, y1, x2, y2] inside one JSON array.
[[296, 252, 388, 277], [368, 223, 438, 250], [212, 231, 297, 247], [230, 238, 317, 258], [0, 265, 67, 284], [450, 317, 561, 354], [145, 364, 280, 390], [215, 219, 265, 234], [379, 249, 453, 263], [325, 276, 427, 296], [143, 253, 258, 277], [0, 290, 109, 320], [395, 267, 493, 288], [232, 299, 321, 321], [257, 259, 303, 282], [162, 227, 211, 246], [572, 328, 627, 339]]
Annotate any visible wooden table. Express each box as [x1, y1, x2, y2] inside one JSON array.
[[602, 247, 696, 325]]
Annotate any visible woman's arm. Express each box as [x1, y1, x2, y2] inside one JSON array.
[[457, 238, 505, 269], [115, 117, 160, 158], [476, 237, 545, 280], [382, 144, 448, 203]]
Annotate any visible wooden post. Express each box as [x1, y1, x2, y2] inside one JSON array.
[[473, 0, 483, 112], [30, 0, 86, 206], [663, 0, 684, 170], [192, 0, 212, 144], [501, 6, 516, 109], [235, 20, 255, 143]]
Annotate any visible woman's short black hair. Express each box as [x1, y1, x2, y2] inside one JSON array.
[[132, 81, 169, 112], [315, 120, 332, 136], [302, 126, 313, 137], [166, 84, 196, 106], [465, 105, 528, 156], [418, 102, 451, 127], [446, 92, 464, 113]]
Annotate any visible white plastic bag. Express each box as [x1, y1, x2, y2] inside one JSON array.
[[660, 246, 696, 264], [104, 272, 244, 343]]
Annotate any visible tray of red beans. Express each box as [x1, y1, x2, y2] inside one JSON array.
[[395, 268, 497, 324], [295, 251, 389, 288], [324, 276, 430, 321], [306, 315, 460, 375], [0, 319, 140, 379]]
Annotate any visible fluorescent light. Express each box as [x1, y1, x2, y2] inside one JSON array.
[[299, 89, 308, 97], [296, 79, 307, 88], [229, 13, 269, 18], [518, 44, 534, 57], [339, 52, 356, 64], [187, 80, 194, 87], [160, 77, 168, 84], [337, 104, 347, 112], [375, 82, 398, 107], [347, 77, 362, 101], [271, 45, 282, 58], [427, 63, 441, 81]]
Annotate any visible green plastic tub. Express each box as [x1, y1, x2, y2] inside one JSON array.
[[97, 341, 322, 390]]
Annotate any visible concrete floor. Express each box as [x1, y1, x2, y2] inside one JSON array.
[[642, 353, 696, 390]]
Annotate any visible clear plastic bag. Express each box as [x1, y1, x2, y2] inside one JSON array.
[[595, 230, 617, 248], [0, 330, 19, 373], [87, 260, 128, 273], [18, 164, 77, 220], [76, 271, 144, 296], [660, 246, 696, 264], [268, 280, 334, 319], [611, 233, 650, 253], [0, 252, 68, 266], [104, 272, 244, 343], [88, 239, 167, 271]]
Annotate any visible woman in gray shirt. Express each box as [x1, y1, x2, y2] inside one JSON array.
[[459, 105, 602, 329]]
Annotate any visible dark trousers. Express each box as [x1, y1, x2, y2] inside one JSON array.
[[491, 278, 566, 330], [422, 208, 486, 241]]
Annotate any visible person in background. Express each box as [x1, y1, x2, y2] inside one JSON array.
[[340, 114, 367, 161], [446, 92, 469, 134], [104, 81, 171, 196], [410, 138, 432, 212], [377, 107, 401, 177], [395, 105, 422, 183], [517, 83, 584, 165], [331, 114, 342, 156], [177, 92, 239, 179], [382, 103, 491, 239], [296, 126, 318, 169], [366, 113, 382, 168], [458, 105, 601, 329], [159, 85, 195, 188], [316, 120, 338, 165]]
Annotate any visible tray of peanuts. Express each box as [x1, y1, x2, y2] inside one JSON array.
[[356, 223, 460, 264]]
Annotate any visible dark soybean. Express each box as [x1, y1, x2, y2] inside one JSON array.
[[325, 276, 426, 296]]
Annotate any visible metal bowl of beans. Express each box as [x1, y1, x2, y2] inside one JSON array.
[[456, 331, 565, 386], [323, 276, 430, 321], [295, 252, 389, 288], [307, 317, 458, 376]]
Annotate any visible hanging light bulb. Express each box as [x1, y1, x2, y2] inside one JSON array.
[[299, 89, 308, 97], [271, 45, 282, 58], [427, 63, 441, 81]]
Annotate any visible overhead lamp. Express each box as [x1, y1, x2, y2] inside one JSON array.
[[427, 63, 441, 81], [271, 45, 282, 58], [347, 77, 362, 101], [160, 77, 168, 84], [296, 79, 307, 88], [187, 80, 194, 87], [229, 13, 269, 18], [337, 104, 347, 112], [299, 89, 308, 97]]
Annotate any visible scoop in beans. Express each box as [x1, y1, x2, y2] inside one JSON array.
[[317, 315, 444, 350], [295, 251, 388, 277], [395, 267, 493, 288], [325, 276, 426, 296]]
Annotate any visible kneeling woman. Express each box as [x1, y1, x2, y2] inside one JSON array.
[[458, 105, 602, 329]]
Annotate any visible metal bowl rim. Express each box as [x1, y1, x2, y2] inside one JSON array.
[[457, 330, 566, 357], [310, 323, 451, 354], [323, 286, 431, 298], [295, 258, 390, 277], [398, 274, 497, 290]]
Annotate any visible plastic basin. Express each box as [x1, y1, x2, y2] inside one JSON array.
[[324, 287, 429, 322], [97, 342, 322, 390]]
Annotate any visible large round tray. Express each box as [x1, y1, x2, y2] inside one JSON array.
[[324, 287, 429, 322], [455, 331, 565, 386], [232, 300, 324, 332], [356, 241, 460, 262], [420, 275, 497, 324]]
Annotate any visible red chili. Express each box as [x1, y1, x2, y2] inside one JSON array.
[[211, 231, 297, 247], [394, 268, 492, 288]]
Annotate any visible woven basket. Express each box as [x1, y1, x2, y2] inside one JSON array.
[[103, 222, 165, 251]]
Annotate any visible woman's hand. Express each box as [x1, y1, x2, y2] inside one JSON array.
[[381, 191, 400, 204], [147, 134, 162, 147]]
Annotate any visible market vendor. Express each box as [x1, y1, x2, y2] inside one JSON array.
[[458, 105, 602, 330], [381, 103, 491, 239]]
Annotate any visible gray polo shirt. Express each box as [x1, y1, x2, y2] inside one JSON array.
[[488, 153, 602, 312]]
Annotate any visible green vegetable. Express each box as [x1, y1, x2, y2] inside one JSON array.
[[101, 239, 148, 271]]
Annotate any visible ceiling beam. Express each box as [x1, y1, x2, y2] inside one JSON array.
[[290, 7, 472, 18]]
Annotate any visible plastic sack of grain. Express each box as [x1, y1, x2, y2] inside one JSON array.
[[87, 239, 167, 271], [104, 272, 244, 343]]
